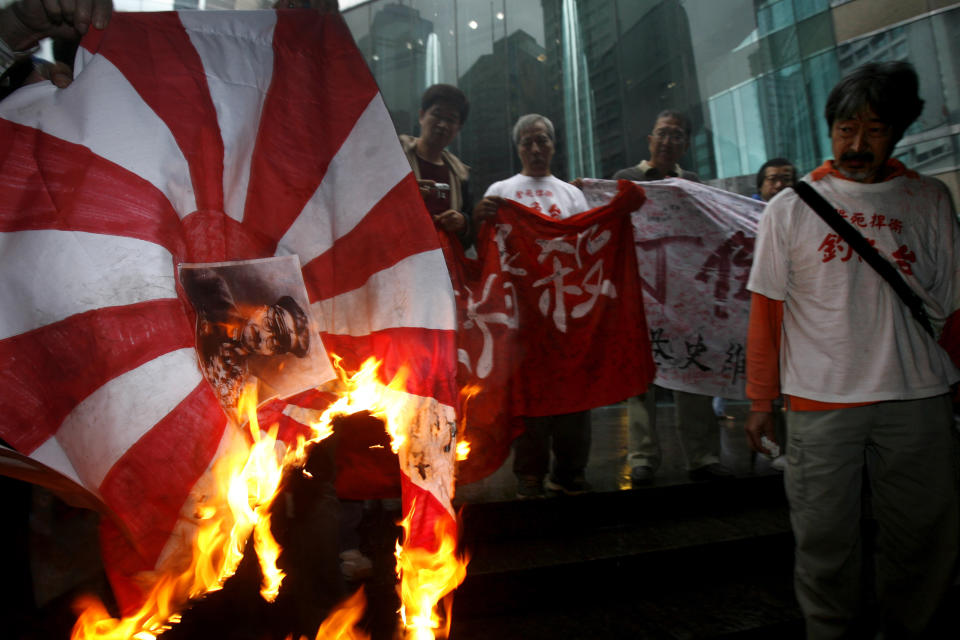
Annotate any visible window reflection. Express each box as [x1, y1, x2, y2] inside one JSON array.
[[93, 0, 960, 495]]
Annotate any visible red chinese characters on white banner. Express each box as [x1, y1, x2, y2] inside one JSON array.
[[582, 178, 765, 399]]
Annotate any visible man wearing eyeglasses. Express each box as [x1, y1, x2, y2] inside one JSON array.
[[613, 110, 700, 182], [753, 158, 796, 202], [612, 110, 734, 486]]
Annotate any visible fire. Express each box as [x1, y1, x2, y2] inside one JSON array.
[[306, 589, 369, 640], [454, 384, 480, 463], [69, 356, 467, 640], [394, 505, 469, 640], [71, 381, 292, 639]]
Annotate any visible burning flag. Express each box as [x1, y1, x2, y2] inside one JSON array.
[[0, 8, 460, 635]]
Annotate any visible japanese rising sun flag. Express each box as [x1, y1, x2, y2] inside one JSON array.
[[0, 8, 457, 615]]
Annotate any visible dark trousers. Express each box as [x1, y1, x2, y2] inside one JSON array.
[[512, 410, 591, 482]]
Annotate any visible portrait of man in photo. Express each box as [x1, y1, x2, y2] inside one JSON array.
[[179, 257, 333, 414]]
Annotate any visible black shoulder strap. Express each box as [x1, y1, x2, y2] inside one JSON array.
[[792, 180, 935, 338]]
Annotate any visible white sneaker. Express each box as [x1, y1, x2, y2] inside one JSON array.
[[339, 548, 373, 581], [770, 455, 787, 472]]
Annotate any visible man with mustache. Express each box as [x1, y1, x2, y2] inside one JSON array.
[[746, 61, 960, 638]]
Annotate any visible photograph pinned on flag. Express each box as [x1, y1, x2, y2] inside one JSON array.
[[178, 255, 335, 419]]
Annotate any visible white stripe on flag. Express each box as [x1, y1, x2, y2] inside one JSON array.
[[311, 249, 456, 335], [179, 10, 277, 223], [0, 56, 197, 218], [276, 94, 410, 262], [30, 437, 94, 497], [54, 348, 203, 490], [0, 230, 178, 340]]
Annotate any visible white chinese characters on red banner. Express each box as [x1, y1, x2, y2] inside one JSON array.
[[448, 181, 654, 484], [583, 178, 765, 399]]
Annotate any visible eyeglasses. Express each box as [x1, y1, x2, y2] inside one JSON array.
[[651, 128, 687, 143], [763, 173, 794, 184]]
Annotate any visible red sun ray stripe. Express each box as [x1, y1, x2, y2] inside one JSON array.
[[319, 328, 458, 408], [82, 12, 225, 214], [0, 121, 186, 256], [300, 176, 440, 301], [241, 12, 379, 248], [0, 299, 194, 454], [99, 381, 227, 562], [401, 473, 457, 548]]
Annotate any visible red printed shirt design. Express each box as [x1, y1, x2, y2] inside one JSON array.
[[513, 188, 564, 218], [817, 209, 916, 275]]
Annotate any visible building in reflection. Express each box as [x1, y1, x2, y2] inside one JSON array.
[[338, 0, 959, 201], [580, 0, 706, 179], [459, 29, 556, 190], [357, 4, 435, 136]]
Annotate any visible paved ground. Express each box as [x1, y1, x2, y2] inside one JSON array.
[[456, 397, 773, 504]]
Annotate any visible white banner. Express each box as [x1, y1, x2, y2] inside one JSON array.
[[583, 178, 764, 399]]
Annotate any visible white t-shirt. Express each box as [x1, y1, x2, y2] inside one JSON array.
[[747, 171, 960, 403], [483, 174, 589, 220]]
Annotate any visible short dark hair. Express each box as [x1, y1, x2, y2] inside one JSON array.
[[824, 61, 924, 143], [421, 84, 470, 126], [756, 157, 795, 191], [653, 109, 692, 137]]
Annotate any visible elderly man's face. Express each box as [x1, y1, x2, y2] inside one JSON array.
[[760, 165, 796, 201], [647, 116, 689, 172], [831, 106, 895, 183], [241, 304, 296, 356], [517, 122, 554, 177]]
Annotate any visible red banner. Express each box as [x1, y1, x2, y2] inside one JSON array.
[[450, 180, 656, 484]]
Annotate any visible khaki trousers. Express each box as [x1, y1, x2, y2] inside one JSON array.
[[626, 385, 720, 471], [786, 395, 959, 639]]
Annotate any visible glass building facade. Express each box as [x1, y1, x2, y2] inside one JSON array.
[[338, 0, 960, 201]]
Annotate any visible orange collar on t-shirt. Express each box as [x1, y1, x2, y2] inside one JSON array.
[[809, 158, 918, 183]]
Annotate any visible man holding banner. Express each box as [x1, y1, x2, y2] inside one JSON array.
[[614, 110, 733, 485], [474, 113, 593, 499]]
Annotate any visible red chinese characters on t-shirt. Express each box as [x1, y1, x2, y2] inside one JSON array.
[[512, 189, 563, 219], [817, 214, 915, 275]]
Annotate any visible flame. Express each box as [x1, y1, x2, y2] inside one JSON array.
[[307, 357, 469, 639], [70, 355, 466, 640], [394, 504, 469, 640], [71, 381, 293, 639], [309, 588, 370, 640], [454, 384, 481, 463]]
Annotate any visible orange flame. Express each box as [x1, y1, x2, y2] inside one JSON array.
[[310, 588, 370, 640], [70, 356, 466, 640], [454, 384, 481, 463], [394, 504, 469, 640], [71, 381, 294, 639]]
